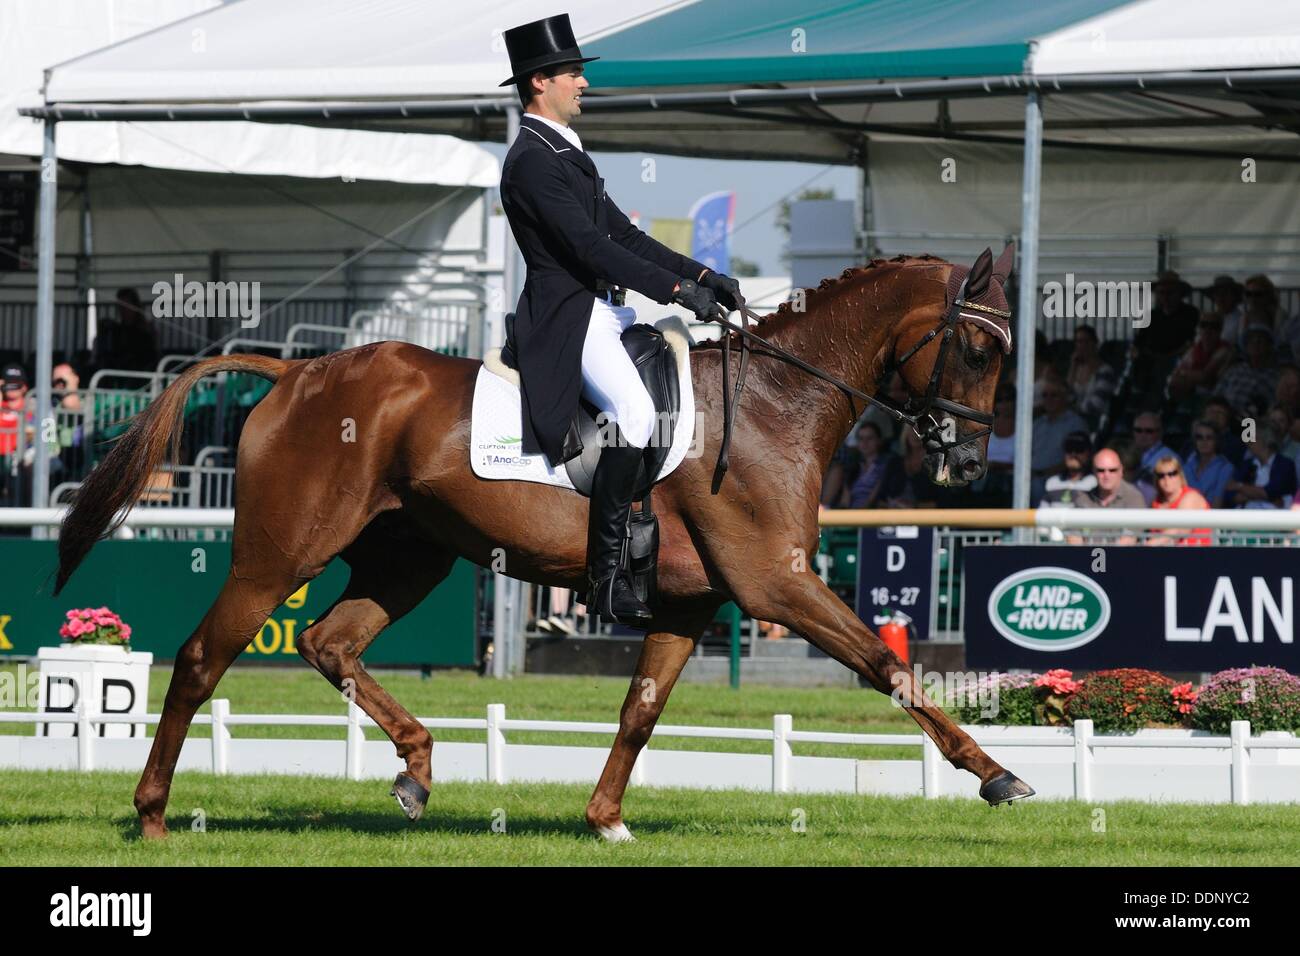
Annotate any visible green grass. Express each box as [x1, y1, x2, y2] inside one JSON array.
[[3, 771, 1299, 865], [6, 667, 1300, 866], [1, 665, 925, 759]]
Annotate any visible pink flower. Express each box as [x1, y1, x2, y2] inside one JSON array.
[[1035, 668, 1080, 695], [59, 606, 131, 645]]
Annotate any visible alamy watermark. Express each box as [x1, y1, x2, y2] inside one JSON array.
[[1041, 273, 1151, 328], [890, 665, 1001, 719], [152, 273, 261, 328]]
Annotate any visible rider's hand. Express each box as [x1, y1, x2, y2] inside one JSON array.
[[672, 278, 722, 320], [699, 270, 744, 312]]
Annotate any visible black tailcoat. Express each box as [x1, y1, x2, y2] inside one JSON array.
[[500, 114, 709, 467]]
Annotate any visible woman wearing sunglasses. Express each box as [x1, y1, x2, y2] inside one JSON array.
[[1148, 455, 1211, 546]]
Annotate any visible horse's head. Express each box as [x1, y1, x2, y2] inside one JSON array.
[[890, 245, 1015, 487]]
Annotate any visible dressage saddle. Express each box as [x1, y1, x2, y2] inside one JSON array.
[[500, 312, 681, 607]]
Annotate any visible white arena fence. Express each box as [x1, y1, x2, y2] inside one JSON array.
[[1, 702, 1297, 806]]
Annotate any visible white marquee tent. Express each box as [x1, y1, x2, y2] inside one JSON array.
[[16, 0, 1300, 512]]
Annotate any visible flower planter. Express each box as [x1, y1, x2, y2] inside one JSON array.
[[36, 643, 153, 738]]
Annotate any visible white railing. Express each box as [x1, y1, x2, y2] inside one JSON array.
[[1, 701, 1296, 805]]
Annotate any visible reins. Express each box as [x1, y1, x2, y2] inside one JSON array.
[[696, 268, 1012, 491]]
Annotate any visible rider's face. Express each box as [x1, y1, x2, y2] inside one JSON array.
[[536, 63, 589, 123]]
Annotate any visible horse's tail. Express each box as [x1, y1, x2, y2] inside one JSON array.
[[52, 354, 293, 595]]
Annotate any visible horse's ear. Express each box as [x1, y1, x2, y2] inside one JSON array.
[[992, 242, 1015, 285], [966, 247, 993, 298]]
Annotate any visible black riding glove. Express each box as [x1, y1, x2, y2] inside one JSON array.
[[672, 278, 722, 320], [699, 270, 744, 312]]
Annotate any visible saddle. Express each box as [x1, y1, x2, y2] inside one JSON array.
[[501, 313, 681, 607]]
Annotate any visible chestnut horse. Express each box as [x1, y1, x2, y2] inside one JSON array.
[[53, 251, 1033, 841]]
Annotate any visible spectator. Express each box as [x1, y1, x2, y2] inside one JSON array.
[[1206, 275, 1247, 349], [843, 422, 909, 509], [1275, 364, 1300, 436], [1215, 324, 1281, 420], [1167, 311, 1233, 400], [0, 363, 34, 458], [1040, 430, 1096, 507], [1030, 330, 1056, 411], [48, 361, 86, 484], [1243, 275, 1292, 355], [94, 288, 160, 375], [1066, 325, 1117, 419], [973, 383, 1017, 503], [1131, 410, 1179, 499], [1134, 270, 1199, 358], [1030, 379, 1088, 501], [1147, 454, 1211, 546], [1268, 404, 1300, 463], [1184, 419, 1234, 508], [1069, 447, 1146, 545], [1201, 395, 1247, 466], [1225, 420, 1298, 509]]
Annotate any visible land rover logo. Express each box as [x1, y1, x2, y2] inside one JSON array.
[[987, 567, 1110, 651]]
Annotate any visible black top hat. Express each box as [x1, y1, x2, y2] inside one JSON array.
[[499, 14, 599, 87]]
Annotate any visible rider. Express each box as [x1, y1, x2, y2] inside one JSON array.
[[498, 14, 744, 628]]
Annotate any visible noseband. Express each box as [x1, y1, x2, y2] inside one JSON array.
[[702, 264, 1012, 491]]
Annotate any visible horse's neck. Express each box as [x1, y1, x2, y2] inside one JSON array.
[[757, 277, 899, 469]]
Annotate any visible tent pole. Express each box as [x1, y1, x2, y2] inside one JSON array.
[[1012, 91, 1042, 525], [81, 181, 97, 357], [493, 104, 526, 679], [32, 118, 58, 525]]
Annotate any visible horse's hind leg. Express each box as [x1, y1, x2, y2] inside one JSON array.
[[135, 568, 303, 838], [296, 526, 456, 821], [586, 601, 720, 842]]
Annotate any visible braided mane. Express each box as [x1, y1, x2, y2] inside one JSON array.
[[689, 254, 948, 352]]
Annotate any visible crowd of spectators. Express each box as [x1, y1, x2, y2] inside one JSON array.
[[0, 288, 156, 507], [821, 269, 1300, 526]]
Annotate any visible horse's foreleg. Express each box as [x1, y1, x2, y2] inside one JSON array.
[[734, 568, 1032, 803], [586, 602, 719, 841]]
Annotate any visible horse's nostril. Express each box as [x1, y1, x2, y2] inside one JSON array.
[[962, 458, 983, 477]]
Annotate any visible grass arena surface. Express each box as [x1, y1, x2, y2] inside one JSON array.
[[4, 668, 1300, 865], [4, 772, 1300, 865]]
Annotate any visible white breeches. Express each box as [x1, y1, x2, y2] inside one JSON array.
[[580, 293, 656, 449]]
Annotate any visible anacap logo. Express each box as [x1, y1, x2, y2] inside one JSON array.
[[987, 567, 1110, 651]]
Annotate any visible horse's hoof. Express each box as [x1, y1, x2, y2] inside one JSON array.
[[594, 822, 636, 844], [980, 770, 1035, 807], [390, 773, 429, 822], [139, 820, 168, 840]]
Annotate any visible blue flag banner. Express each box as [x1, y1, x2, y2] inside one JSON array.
[[689, 190, 735, 273]]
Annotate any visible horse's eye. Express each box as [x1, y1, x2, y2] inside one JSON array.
[[965, 348, 990, 371]]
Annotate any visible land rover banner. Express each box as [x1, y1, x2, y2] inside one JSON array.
[[964, 546, 1298, 671]]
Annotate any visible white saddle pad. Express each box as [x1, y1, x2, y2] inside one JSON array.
[[470, 315, 697, 491]]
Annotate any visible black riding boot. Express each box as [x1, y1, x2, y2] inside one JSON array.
[[586, 423, 653, 629]]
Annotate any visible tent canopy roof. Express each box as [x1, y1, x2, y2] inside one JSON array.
[[29, 0, 1300, 165]]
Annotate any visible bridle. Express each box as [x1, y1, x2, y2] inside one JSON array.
[[702, 267, 1013, 492]]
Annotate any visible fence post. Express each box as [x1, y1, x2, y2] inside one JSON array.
[[486, 703, 506, 784], [772, 714, 792, 793], [345, 699, 364, 781], [1073, 719, 1093, 801], [1230, 720, 1250, 806], [211, 698, 230, 775], [921, 733, 941, 798], [76, 694, 93, 771], [631, 748, 647, 787]]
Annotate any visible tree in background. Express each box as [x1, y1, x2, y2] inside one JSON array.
[[729, 256, 760, 277]]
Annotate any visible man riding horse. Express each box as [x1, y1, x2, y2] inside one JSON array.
[[498, 13, 743, 629]]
